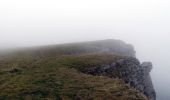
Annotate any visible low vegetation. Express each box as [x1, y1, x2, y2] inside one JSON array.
[[0, 40, 147, 100]]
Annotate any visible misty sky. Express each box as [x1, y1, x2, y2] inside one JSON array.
[[0, 0, 170, 99]]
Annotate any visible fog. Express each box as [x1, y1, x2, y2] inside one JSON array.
[[0, 0, 170, 99]]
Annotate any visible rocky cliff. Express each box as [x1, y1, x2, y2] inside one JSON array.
[[65, 40, 156, 100], [0, 39, 156, 100], [77, 58, 156, 100]]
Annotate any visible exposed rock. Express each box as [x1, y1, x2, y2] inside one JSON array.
[[141, 62, 153, 74], [57, 39, 156, 100], [83, 57, 156, 100], [141, 62, 156, 100]]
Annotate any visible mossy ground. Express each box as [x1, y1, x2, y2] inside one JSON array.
[[0, 42, 147, 100], [0, 54, 147, 100]]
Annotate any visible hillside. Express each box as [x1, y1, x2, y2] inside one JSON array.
[[0, 39, 155, 100]]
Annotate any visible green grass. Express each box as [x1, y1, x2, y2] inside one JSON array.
[[0, 40, 146, 100], [0, 53, 147, 100]]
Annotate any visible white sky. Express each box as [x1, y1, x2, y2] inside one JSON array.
[[0, 0, 170, 99], [0, 0, 169, 47]]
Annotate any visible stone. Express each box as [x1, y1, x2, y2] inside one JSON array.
[[84, 57, 156, 100]]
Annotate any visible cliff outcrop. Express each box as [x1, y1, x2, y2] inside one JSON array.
[[64, 40, 156, 100], [78, 57, 156, 100], [0, 39, 156, 100]]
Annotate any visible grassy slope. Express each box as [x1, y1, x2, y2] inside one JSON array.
[[0, 41, 147, 100]]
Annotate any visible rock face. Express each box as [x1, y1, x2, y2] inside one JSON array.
[[141, 62, 156, 100], [85, 57, 156, 100], [63, 39, 156, 100], [54, 39, 156, 100], [113, 58, 156, 100]]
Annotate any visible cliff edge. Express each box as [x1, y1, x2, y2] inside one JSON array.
[[59, 39, 156, 100], [73, 57, 156, 100], [0, 39, 156, 100]]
